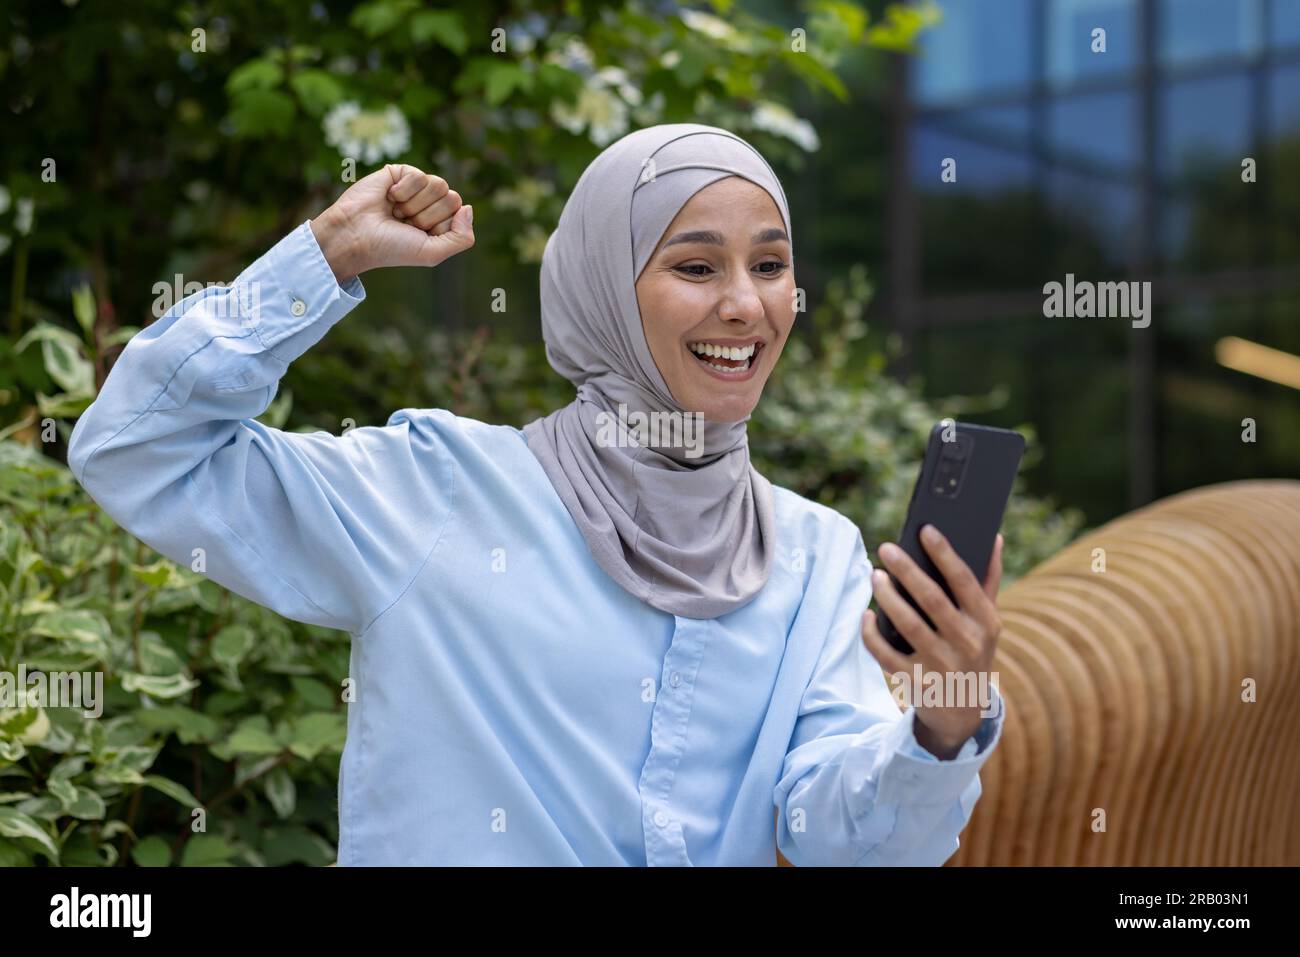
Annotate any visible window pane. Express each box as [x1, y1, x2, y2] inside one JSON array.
[[913, 0, 1034, 106], [1047, 0, 1139, 89], [915, 117, 1034, 192], [1048, 90, 1138, 176], [912, 119, 1043, 293], [1159, 72, 1252, 185], [1269, 0, 1300, 50], [932, 104, 1035, 152], [1159, 0, 1265, 67], [1046, 170, 1138, 270], [1270, 63, 1300, 139]]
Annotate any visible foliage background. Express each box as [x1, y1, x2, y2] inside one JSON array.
[[0, 0, 1081, 866]]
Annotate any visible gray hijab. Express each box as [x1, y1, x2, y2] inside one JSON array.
[[522, 123, 792, 619]]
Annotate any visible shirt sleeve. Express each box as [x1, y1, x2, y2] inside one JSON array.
[[66, 220, 456, 637], [773, 525, 1006, 866]]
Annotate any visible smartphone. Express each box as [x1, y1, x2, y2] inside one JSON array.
[[875, 421, 1026, 655]]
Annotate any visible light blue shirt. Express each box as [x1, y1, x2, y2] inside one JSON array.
[[67, 221, 1005, 866]]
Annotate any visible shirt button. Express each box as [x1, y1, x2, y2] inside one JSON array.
[[653, 810, 669, 828], [290, 298, 307, 317], [669, 672, 681, 689]]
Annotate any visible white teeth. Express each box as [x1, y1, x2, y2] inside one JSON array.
[[688, 342, 757, 360]]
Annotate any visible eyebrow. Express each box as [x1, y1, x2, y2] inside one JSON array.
[[661, 227, 790, 248]]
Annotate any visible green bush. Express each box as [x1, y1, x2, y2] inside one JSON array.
[[0, 441, 348, 867]]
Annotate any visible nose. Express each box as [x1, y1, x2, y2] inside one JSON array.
[[715, 272, 765, 326]]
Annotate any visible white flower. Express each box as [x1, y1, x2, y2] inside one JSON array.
[[512, 223, 551, 264], [548, 61, 647, 146], [551, 85, 628, 147], [14, 197, 34, 236], [544, 36, 595, 73], [751, 102, 820, 152], [323, 101, 411, 164], [680, 9, 740, 44], [594, 66, 642, 107], [494, 177, 555, 216]]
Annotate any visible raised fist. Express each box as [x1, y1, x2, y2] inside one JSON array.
[[311, 164, 475, 282]]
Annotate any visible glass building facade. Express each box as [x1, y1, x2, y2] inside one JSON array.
[[890, 0, 1300, 523]]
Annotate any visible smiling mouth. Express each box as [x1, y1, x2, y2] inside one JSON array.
[[686, 339, 765, 378]]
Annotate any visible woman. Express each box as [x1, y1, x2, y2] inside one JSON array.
[[68, 123, 1006, 866]]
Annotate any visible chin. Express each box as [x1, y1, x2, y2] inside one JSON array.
[[693, 392, 761, 424]]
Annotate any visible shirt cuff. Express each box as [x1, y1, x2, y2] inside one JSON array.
[[874, 680, 1005, 807], [232, 220, 367, 365]]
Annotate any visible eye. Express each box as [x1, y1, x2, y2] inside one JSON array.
[[673, 263, 714, 278], [755, 260, 789, 276]]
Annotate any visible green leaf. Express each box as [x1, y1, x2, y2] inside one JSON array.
[[454, 57, 533, 105], [71, 284, 96, 338], [485, 62, 532, 105], [121, 672, 200, 700], [180, 833, 236, 867], [287, 711, 345, 760], [0, 806, 59, 863], [288, 69, 345, 116], [94, 745, 160, 787], [47, 775, 76, 807], [866, 1, 943, 52], [225, 716, 282, 756], [263, 767, 295, 819], [261, 825, 333, 866], [0, 842, 32, 866], [781, 48, 849, 102], [29, 608, 111, 655], [36, 391, 94, 420], [137, 630, 186, 676], [48, 755, 86, 781], [65, 786, 107, 820], [129, 560, 175, 587], [290, 676, 335, 710], [211, 624, 255, 674], [349, 0, 419, 37], [41, 331, 95, 394], [143, 774, 202, 810], [228, 89, 297, 138], [410, 10, 467, 53], [0, 706, 39, 739], [134, 705, 221, 744], [0, 739, 26, 762], [226, 59, 284, 94], [131, 835, 172, 867]]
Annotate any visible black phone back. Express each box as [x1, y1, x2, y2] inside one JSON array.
[[877, 421, 1026, 655]]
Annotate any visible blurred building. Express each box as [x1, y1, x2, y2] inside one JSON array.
[[888, 0, 1300, 522]]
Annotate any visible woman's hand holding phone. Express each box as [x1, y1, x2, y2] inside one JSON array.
[[860, 525, 1005, 760]]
